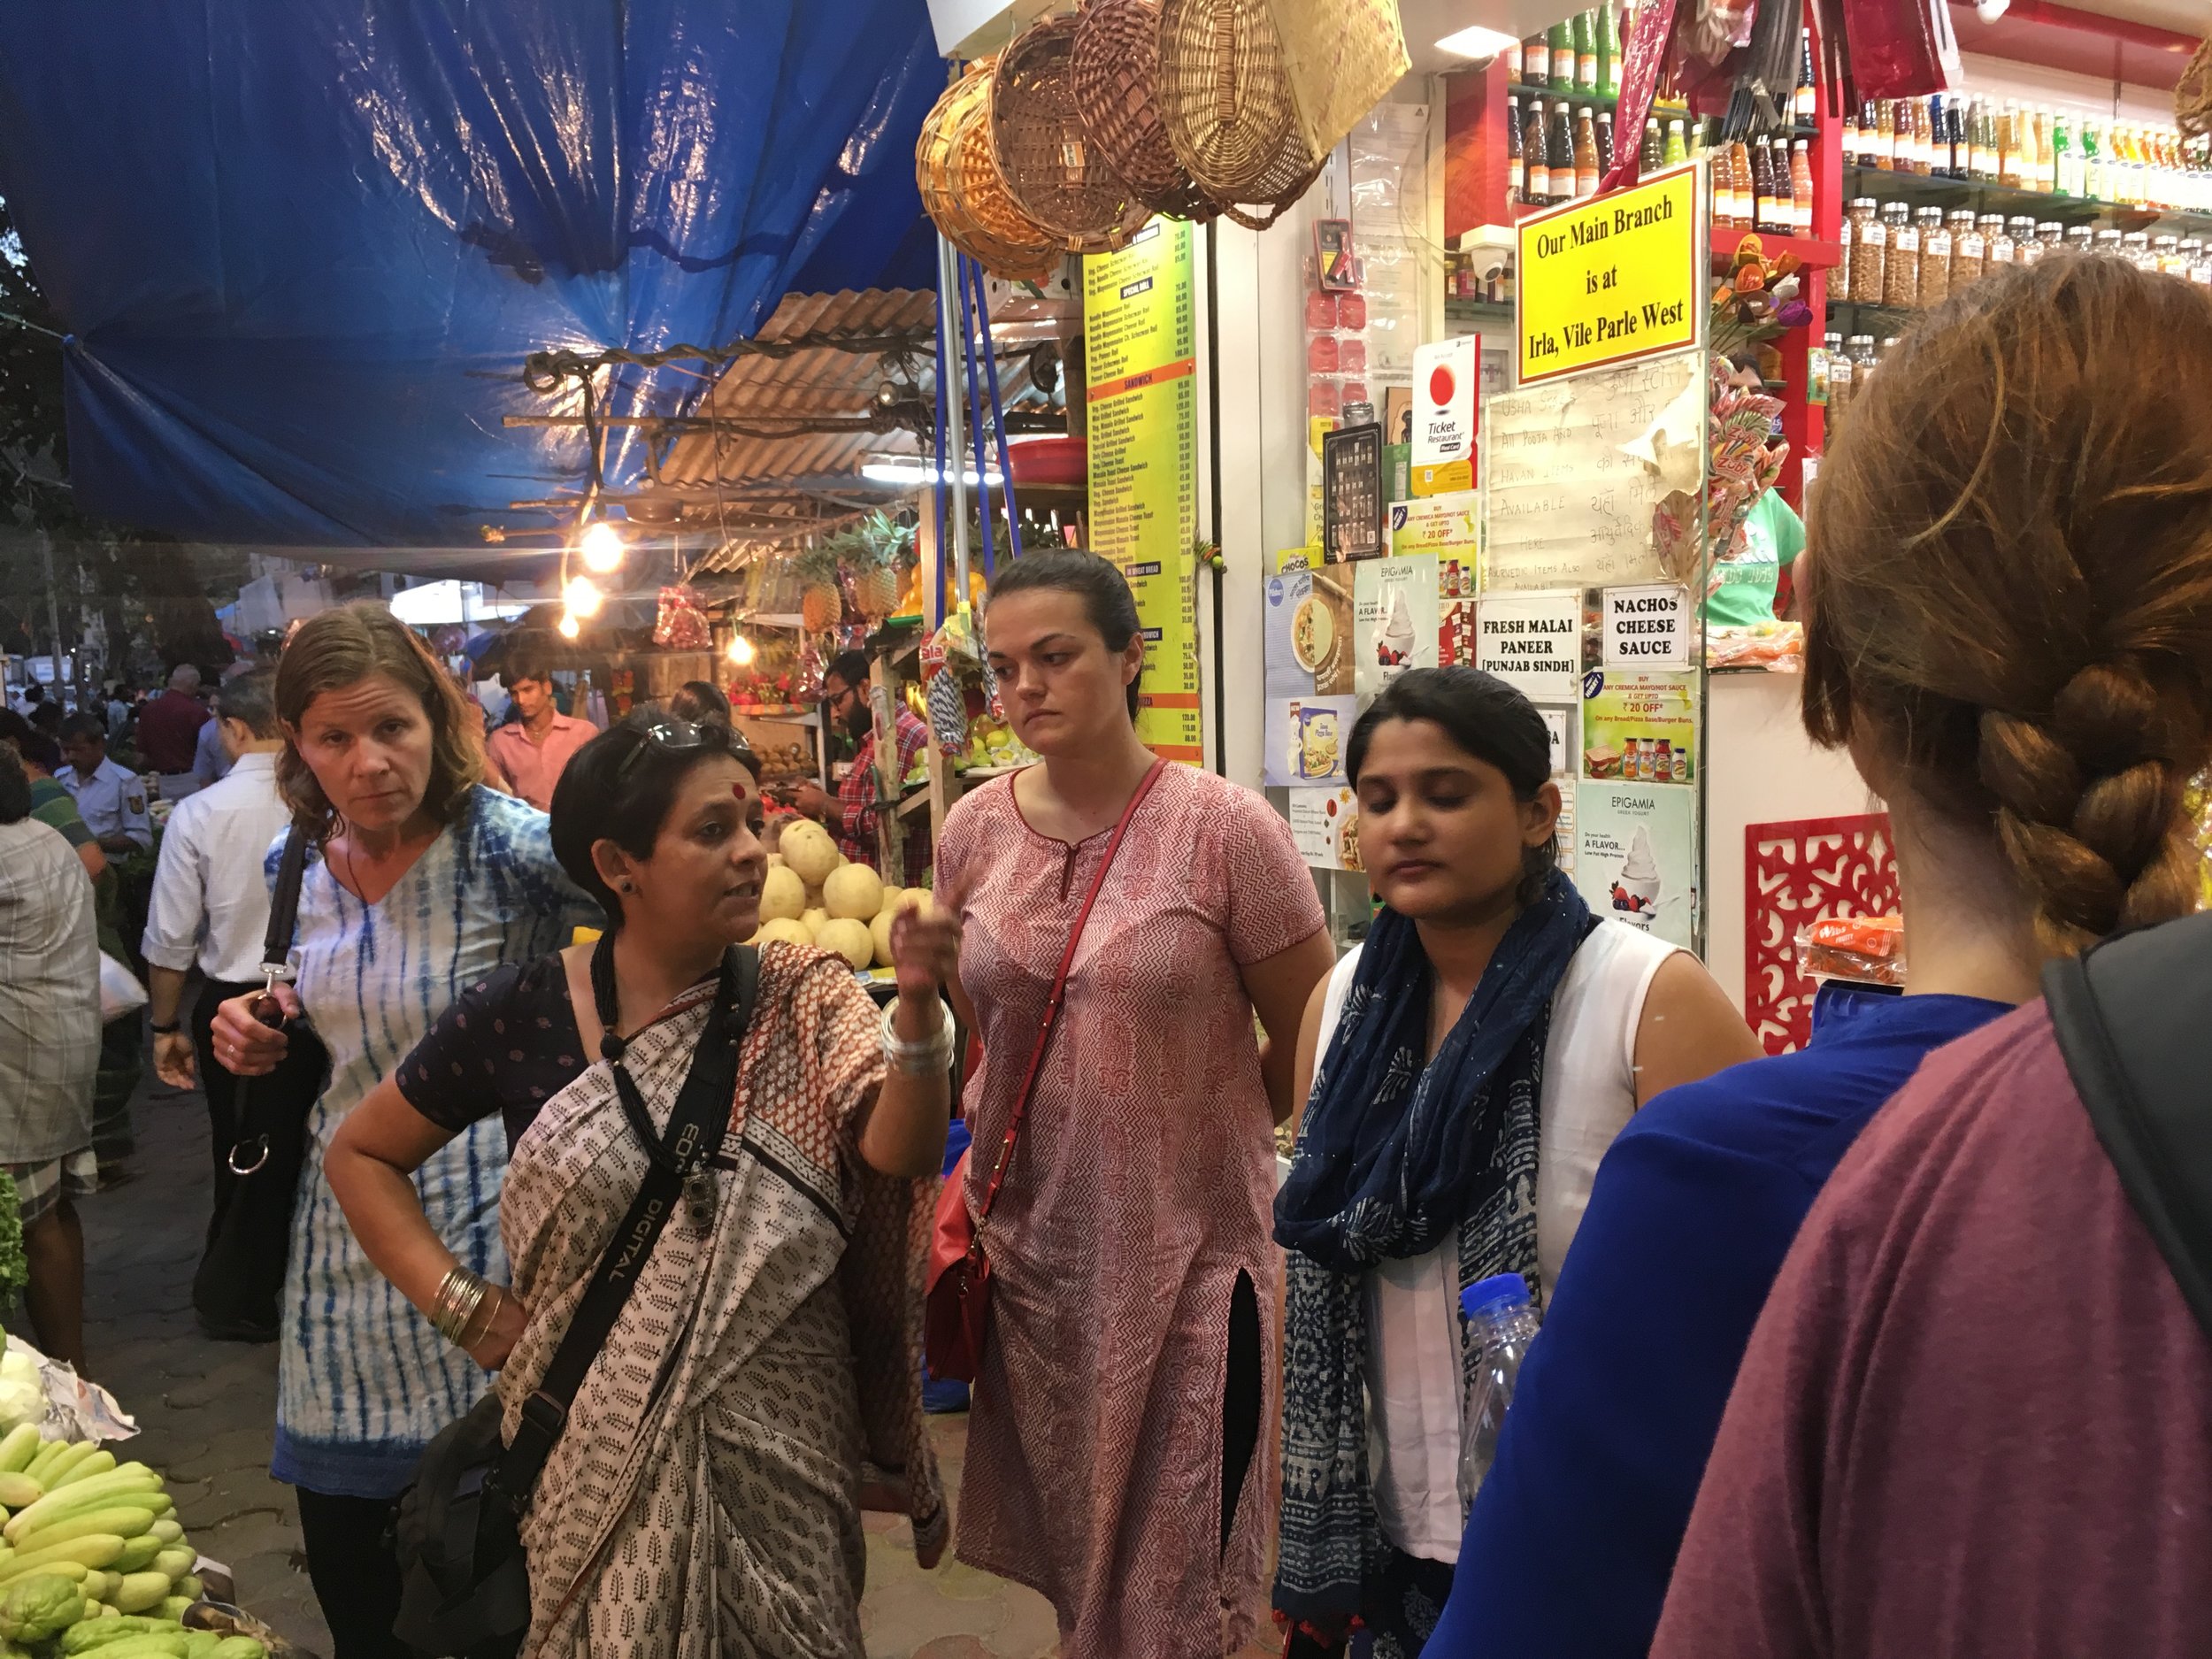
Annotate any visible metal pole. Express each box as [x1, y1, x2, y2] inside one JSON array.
[[39, 533, 64, 703], [935, 235, 972, 606]]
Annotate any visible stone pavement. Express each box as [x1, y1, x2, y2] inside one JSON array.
[[81, 1059, 1282, 1658]]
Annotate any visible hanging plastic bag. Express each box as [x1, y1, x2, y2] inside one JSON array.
[[1844, 0, 1957, 101], [652, 584, 712, 651]]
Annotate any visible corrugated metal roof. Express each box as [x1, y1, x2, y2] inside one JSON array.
[[656, 288, 934, 500]]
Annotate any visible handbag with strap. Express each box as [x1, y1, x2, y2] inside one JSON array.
[[192, 828, 331, 1342], [924, 759, 1164, 1384], [393, 943, 757, 1659]]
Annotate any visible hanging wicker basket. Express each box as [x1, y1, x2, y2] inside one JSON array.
[[1264, 0, 1409, 163], [917, 60, 1062, 283], [1072, 0, 1222, 221], [1156, 0, 1324, 225], [990, 14, 1153, 251], [2179, 35, 2212, 138]]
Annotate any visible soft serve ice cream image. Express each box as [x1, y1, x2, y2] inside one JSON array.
[[1373, 580, 1416, 670], [1611, 825, 1663, 921]]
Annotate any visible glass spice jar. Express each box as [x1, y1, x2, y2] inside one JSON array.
[[1949, 210, 1985, 288], [1847, 198, 1886, 303], [1916, 207, 1951, 304], [2155, 234, 2186, 275], [1982, 214, 2015, 270], [2123, 231, 2154, 271], [2037, 222, 2063, 250], [2093, 229, 2124, 260], [1850, 334, 1879, 403], [2006, 217, 2039, 265], [1827, 331, 1855, 419], [1882, 203, 1919, 306]]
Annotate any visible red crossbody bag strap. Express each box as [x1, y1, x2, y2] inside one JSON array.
[[972, 757, 1165, 1228]]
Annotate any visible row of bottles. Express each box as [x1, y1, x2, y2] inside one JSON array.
[[1709, 134, 1816, 234], [1507, 4, 1624, 100], [1509, 94, 1616, 205], [1844, 207, 2212, 310], [1844, 95, 2212, 213]]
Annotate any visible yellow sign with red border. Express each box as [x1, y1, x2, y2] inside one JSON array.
[[1517, 161, 1704, 387]]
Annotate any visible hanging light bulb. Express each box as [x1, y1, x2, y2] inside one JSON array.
[[578, 519, 626, 574], [726, 633, 756, 667], [557, 611, 581, 640], [563, 574, 603, 618]]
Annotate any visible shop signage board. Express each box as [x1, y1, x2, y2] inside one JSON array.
[[1475, 589, 1582, 702], [1577, 781, 1697, 949], [1084, 219, 1202, 764], [1582, 670, 1698, 785], [1602, 582, 1692, 667], [1287, 786, 1363, 872], [1411, 335, 1478, 494], [1516, 161, 1704, 388], [1482, 349, 1704, 593]]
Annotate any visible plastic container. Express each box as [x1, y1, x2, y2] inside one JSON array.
[[1457, 1272, 1541, 1505]]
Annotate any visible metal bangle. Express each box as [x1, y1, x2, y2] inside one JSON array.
[[879, 996, 955, 1075], [433, 1266, 489, 1346]]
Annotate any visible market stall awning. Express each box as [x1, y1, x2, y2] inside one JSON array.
[[0, 0, 942, 549]]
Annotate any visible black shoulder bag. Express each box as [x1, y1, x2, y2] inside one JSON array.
[[394, 941, 758, 1659], [2046, 910, 2212, 1344], [192, 828, 332, 1341]]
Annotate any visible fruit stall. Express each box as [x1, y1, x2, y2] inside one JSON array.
[[0, 1337, 289, 1656]]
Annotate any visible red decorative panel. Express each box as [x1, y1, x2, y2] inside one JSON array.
[[1745, 813, 1900, 1056]]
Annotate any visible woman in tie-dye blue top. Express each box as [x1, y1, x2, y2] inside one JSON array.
[[210, 605, 595, 1652]]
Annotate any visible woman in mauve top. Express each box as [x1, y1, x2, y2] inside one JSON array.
[[1435, 256, 2212, 1658], [934, 549, 1333, 1659]]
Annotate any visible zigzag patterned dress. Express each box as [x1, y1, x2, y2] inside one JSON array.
[[936, 766, 1326, 1658]]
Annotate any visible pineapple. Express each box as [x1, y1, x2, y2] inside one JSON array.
[[791, 544, 844, 634], [853, 559, 900, 622]]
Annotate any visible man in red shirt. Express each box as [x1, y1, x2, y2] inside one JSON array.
[[136, 664, 211, 801], [791, 650, 930, 887], [483, 652, 595, 812]]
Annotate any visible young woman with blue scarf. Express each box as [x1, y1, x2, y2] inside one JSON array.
[[1272, 667, 1758, 1658]]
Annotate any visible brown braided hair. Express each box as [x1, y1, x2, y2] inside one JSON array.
[[1802, 256, 2212, 956]]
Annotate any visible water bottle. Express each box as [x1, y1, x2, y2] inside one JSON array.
[[1458, 1271, 1540, 1505]]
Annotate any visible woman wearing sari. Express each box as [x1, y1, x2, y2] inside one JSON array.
[[326, 713, 958, 1656]]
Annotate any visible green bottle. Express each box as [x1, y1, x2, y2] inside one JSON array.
[[1548, 16, 1574, 92], [1599, 2, 1623, 99], [1573, 10, 1597, 92], [2051, 113, 2077, 196], [2079, 119, 2102, 202]]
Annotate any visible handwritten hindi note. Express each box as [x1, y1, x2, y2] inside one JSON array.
[[1481, 351, 1703, 593]]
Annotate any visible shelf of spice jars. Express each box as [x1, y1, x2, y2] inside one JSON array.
[[1840, 165, 2212, 231]]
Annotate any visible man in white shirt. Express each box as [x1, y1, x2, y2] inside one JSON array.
[[55, 714, 151, 854], [141, 672, 317, 1279]]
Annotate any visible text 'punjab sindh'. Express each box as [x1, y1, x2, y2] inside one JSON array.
[[1526, 194, 1687, 365]]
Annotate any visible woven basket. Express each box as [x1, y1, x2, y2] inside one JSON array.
[[1265, 0, 1409, 163], [1073, 0, 1217, 217], [990, 15, 1151, 250], [917, 61, 1061, 282], [1157, 0, 1321, 213], [2180, 35, 2212, 138]]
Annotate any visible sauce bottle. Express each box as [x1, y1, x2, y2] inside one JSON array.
[[1640, 116, 1663, 173], [1597, 110, 1616, 176], [1790, 138, 1814, 233], [1874, 100, 1896, 171], [1574, 106, 1600, 197], [1663, 118, 1687, 167], [1506, 92, 1525, 205], [1524, 98, 1552, 204], [1793, 30, 1816, 123]]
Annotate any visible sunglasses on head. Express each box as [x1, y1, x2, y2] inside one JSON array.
[[612, 716, 757, 783]]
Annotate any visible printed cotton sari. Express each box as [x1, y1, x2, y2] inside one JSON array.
[[495, 942, 945, 1657]]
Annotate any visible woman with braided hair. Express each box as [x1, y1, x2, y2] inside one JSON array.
[[1634, 257, 2212, 1659], [1432, 252, 2212, 1659]]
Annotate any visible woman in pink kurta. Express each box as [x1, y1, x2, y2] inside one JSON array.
[[938, 551, 1332, 1658]]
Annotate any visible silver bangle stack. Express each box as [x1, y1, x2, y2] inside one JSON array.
[[433, 1265, 492, 1346], [879, 996, 956, 1076]]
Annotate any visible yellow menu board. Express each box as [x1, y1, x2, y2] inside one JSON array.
[[1517, 161, 1703, 387], [1084, 219, 1203, 764]]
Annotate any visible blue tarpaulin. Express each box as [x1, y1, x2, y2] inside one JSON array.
[[0, 1, 941, 546]]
